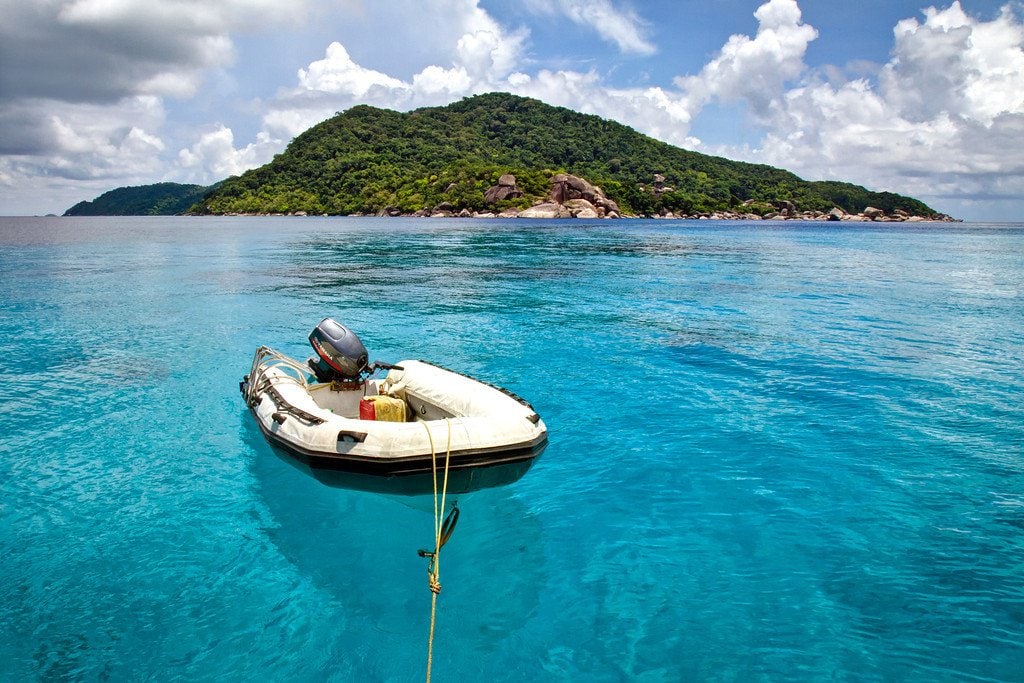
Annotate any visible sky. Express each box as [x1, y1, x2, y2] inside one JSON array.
[[1, 0, 1023, 221]]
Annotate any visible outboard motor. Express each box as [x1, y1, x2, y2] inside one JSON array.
[[307, 318, 369, 384]]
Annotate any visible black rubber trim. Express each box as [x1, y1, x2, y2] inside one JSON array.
[[337, 430, 368, 443], [251, 407, 547, 478]]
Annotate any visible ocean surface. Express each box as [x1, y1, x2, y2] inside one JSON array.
[[1, 216, 1022, 681]]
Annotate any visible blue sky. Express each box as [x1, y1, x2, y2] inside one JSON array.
[[1, 0, 1022, 220]]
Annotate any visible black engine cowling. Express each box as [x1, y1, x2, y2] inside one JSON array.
[[307, 318, 369, 383]]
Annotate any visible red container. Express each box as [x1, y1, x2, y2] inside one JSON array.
[[359, 397, 376, 420]]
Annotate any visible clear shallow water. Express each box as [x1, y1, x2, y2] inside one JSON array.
[[1, 216, 1022, 681]]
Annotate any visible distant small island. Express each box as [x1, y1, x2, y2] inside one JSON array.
[[65, 182, 211, 217], [66, 93, 953, 222]]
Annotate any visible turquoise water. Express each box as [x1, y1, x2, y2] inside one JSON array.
[[1, 216, 1022, 681]]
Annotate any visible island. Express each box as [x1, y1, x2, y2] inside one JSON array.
[[67, 93, 953, 222]]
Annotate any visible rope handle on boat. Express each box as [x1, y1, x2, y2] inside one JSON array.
[[249, 372, 326, 426]]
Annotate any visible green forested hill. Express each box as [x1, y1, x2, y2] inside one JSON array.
[[193, 92, 936, 217], [65, 182, 211, 216]]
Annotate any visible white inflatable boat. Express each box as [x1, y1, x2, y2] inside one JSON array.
[[240, 321, 547, 495]]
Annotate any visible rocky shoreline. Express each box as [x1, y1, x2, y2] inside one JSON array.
[[250, 207, 956, 221], [223, 172, 957, 222]]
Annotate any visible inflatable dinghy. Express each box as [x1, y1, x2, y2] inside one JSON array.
[[241, 319, 548, 495]]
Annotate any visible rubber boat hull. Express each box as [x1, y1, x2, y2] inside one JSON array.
[[259, 427, 546, 495], [241, 347, 548, 496]]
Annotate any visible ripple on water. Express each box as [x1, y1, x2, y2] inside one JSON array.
[[1, 217, 1023, 680]]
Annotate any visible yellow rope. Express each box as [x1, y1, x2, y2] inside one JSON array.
[[423, 418, 452, 683]]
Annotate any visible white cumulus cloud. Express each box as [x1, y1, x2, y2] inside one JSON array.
[[728, 1, 1024, 215], [674, 0, 818, 118], [412, 65, 473, 97], [522, 0, 656, 55], [0, 0, 303, 105], [177, 125, 281, 181], [880, 2, 1024, 123], [0, 94, 169, 213], [0, 0, 310, 212], [265, 4, 527, 138], [0, 96, 167, 181], [298, 42, 408, 97]]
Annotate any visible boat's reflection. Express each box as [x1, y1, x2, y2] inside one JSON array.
[[245, 418, 545, 643]]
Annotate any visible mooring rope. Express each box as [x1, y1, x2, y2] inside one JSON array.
[[421, 418, 455, 683]]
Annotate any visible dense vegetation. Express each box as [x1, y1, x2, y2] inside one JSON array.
[[65, 183, 212, 216], [193, 93, 936, 217]]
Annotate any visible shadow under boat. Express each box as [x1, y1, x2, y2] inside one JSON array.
[[243, 415, 547, 639]]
